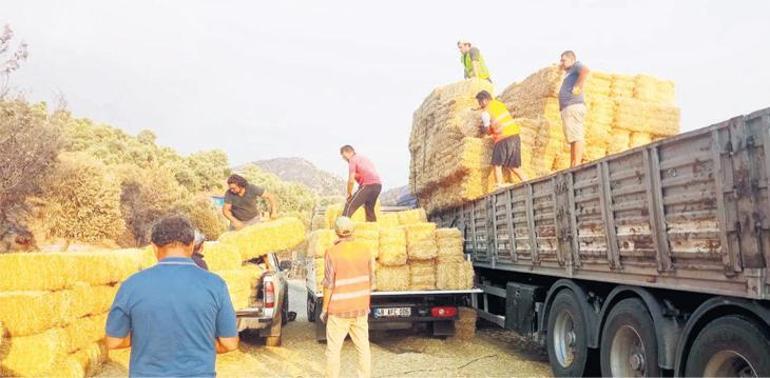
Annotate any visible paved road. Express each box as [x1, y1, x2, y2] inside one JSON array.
[[99, 280, 551, 377]]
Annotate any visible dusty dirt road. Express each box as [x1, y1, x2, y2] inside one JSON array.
[[99, 280, 551, 377]]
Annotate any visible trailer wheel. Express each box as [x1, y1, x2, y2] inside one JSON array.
[[685, 315, 770, 377], [600, 298, 660, 377], [307, 293, 316, 323], [546, 290, 592, 377]]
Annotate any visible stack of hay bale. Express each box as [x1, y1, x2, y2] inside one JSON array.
[[409, 79, 497, 214], [404, 223, 438, 290], [409, 69, 679, 215], [209, 217, 306, 309], [376, 227, 409, 291], [499, 65, 680, 169], [306, 229, 337, 292], [322, 202, 382, 229], [435, 228, 474, 290], [0, 249, 155, 377]]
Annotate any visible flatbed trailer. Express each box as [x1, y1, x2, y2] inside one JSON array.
[[430, 108, 770, 377]]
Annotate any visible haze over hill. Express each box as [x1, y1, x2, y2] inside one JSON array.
[[236, 157, 346, 196], [236, 157, 409, 205]]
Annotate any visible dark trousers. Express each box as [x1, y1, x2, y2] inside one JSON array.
[[343, 184, 382, 222]]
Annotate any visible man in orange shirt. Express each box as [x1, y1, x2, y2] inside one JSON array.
[[321, 216, 375, 378]]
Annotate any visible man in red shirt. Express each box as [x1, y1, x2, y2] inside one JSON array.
[[340, 145, 382, 222]]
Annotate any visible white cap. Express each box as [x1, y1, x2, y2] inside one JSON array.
[[457, 39, 471, 45], [335, 216, 354, 237]]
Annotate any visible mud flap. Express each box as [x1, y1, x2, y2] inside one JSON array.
[[432, 320, 455, 336]]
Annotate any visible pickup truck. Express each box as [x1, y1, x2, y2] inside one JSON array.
[[233, 252, 291, 346], [305, 253, 481, 341]]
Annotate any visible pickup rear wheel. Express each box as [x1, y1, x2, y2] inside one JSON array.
[[685, 315, 770, 377], [307, 292, 316, 322], [600, 298, 660, 377], [546, 290, 592, 377]]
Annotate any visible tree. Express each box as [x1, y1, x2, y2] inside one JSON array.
[[0, 24, 28, 98], [0, 101, 61, 229]]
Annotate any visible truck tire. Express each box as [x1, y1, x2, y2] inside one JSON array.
[[266, 316, 283, 347], [685, 315, 770, 377], [546, 290, 593, 377], [600, 298, 660, 377], [307, 293, 316, 323], [281, 290, 289, 324]]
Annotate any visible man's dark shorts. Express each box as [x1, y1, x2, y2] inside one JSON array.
[[492, 135, 521, 168]]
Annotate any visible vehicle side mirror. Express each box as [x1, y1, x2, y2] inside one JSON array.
[[279, 260, 292, 272]]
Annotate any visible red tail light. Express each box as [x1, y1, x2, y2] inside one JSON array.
[[264, 280, 275, 309], [431, 306, 458, 318]]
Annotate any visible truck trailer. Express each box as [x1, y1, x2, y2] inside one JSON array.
[[430, 108, 770, 377]]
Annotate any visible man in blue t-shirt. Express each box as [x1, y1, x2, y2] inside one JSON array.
[[105, 216, 239, 377], [559, 50, 590, 167]]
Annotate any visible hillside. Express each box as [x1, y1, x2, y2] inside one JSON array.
[[237, 157, 345, 196]]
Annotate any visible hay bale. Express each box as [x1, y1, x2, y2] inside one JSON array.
[[435, 228, 462, 240], [462, 261, 475, 289], [407, 240, 438, 261], [201, 241, 242, 271], [219, 217, 306, 261], [308, 230, 337, 258], [436, 261, 465, 290], [377, 213, 400, 228], [403, 223, 437, 243], [0, 290, 73, 337], [0, 328, 68, 376], [64, 313, 108, 353], [0, 253, 75, 291], [409, 260, 436, 290], [69, 282, 119, 320], [375, 264, 409, 291], [71, 341, 107, 376], [217, 264, 263, 310], [378, 227, 407, 266], [396, 209, 427, 225], [454, 307, 478, 340]]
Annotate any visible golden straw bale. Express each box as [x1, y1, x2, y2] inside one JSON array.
[[409, 260, 436, 290], [407, 240, 438, 261], [453, 307, 478, 340], [435, 228, 462, 240], [0, 328, 68, 377], [403, 223, 437, 243], [377, 213, 400, 228], [64, 313, 108, 353], [396, 209, 427, 225], [71, 341, 107, 377], [0, 253, 75, 291], [436, 261, 466, 290], [69, 282, 119, 320], [201, 241, 242, 271], [375, 264, 410, 291], [0, 290, 72, 337], [219, 217, 306, 261], [307, 229, 337, 258]]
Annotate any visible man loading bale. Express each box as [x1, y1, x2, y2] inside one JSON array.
[[222, 174, 279, 230], [340, 145, 382, 222], [475, 90, 528, 188], [559, 50, 590, 167]]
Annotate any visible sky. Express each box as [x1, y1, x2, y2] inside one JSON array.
[[3, 0, 770, 189]]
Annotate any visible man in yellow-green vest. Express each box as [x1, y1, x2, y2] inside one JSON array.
[[458, 39, 491, 82]]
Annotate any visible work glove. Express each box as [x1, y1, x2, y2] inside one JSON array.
[[320, 312, 328, 323]]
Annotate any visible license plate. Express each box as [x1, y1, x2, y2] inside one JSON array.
[[375, 307, 411, 318]]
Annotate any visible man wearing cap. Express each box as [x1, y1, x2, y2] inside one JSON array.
[[476, 90, 528, 188], [321, 216, 375, 378], [458, 39, 491, 82]]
